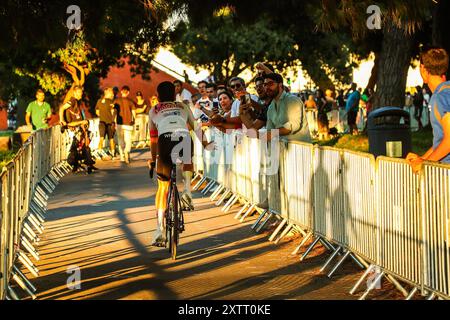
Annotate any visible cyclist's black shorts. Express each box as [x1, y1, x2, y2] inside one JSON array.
[[157, 131, 193, 181]]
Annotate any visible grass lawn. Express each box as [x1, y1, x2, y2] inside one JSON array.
[[313, 126, 433, 156], [0, 131, 18, 172], [0, 150, 16, 172]]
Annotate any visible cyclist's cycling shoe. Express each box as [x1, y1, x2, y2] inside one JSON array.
[[151, 230, 166, 247], [181, 193, 194, 211]]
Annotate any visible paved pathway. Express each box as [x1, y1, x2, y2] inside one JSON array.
[[22, 150, 401, 300]]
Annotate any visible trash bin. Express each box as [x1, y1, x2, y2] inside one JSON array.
[[368, 107, 411, 158]]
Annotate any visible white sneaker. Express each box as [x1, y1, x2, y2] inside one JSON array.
[[151, 228, 166, 247]]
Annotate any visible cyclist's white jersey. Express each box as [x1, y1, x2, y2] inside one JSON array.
[[149, 101, 198, 137]]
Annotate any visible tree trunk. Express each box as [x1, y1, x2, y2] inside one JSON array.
[[373, 21, 414, 109], [367, 51, 380, 91]]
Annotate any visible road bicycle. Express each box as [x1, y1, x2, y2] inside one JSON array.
[[150, 162, 185, 260]]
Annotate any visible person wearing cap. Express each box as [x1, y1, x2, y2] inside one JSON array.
[[262, 73, 311, 142]]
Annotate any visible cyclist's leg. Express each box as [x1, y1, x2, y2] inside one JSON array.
[[181, 135, 195, 209], [151, 138, 172, 245]]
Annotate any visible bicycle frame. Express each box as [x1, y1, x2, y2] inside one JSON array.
[[165, 164, 185, 260]]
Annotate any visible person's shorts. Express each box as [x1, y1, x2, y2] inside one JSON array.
[[347, 110, 358, 126], [99, 121, 115, 139], [157, 131, 193, 181]]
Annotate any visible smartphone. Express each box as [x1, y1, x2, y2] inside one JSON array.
[[212, 101, 219, 113]]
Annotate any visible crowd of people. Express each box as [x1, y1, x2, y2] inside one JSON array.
[[22, 47, 450, 178]]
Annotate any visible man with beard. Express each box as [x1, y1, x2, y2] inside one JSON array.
[[262, 73, 311, 142]]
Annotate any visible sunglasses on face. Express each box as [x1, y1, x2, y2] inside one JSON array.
[[230, 83, 243, 90]]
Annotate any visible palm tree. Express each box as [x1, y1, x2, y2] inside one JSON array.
[[317, 0, 435, 108]]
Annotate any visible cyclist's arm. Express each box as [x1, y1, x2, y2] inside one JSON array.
[[183, 102, 212, 148]]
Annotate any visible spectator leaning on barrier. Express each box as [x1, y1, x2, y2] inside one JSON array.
[[114, 85, 136, 164], [262, 73, 311, 142], [26, 89, 52, 131], [95, 87, 116, 159], [408, 47, 450, 173]]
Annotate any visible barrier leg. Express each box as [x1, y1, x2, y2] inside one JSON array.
[[30, 203, 46, 222], [18, 252, 39, 277], [327, 250, 351, 278], [14, 265, 37, 293], [234, 202, 250, 220], [300, 236, 321, 261], [202, 181, 216, 195], [223, 195, 239, 213], [291, 232, 313, 255], [251, 210, 268, 230], [7, 286, 20, 300], [240, 204, 256, 222], [359, 271, 385, 300], [384, 275, 408, 297], [216, 189, 231, 206], [193, 177, 207, 191], [21, 237, 40, 261], [210, 185, 224, 202], [23, 223, 39, 242], [268, 218, 288, 242], [319, 238, 335, 252], [222, 194, 237, 212], [406, 287, 418, 300], [349, 264, 374, 295], [320, 246, 341, 272], [349, 253, 366, 270], [426, 293, 436, 300], [28, 214, 44, 233], [205, 181, 218, 194], [12, 270, 36, 300], [36, 183, 49, 197], [31, 211, 45, 225], [274, 223, 294, 244], [191, 172, 199, 183], [23, 226, 37, 244], [42, 177, 56, 192], [33, 192, 48, 208], [256, 212, 274, 233], [201, 180, 213, 195]]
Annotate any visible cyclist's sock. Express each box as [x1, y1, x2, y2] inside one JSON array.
[[182, 171, 193, 197], [157, 209, 165, 232]]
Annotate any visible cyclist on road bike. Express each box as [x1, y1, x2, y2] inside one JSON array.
[[148, 81, 213, 247]]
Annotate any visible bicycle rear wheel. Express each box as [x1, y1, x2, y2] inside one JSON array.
[[169, 191, 180, 260]]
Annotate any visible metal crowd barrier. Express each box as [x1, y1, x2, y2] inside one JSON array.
[[421, 162, 450, 299], [194, 127, 450, 300], [0, 125, 72, 300]]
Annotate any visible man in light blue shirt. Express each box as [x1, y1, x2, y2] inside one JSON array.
[[263, 73, 311, 143]]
